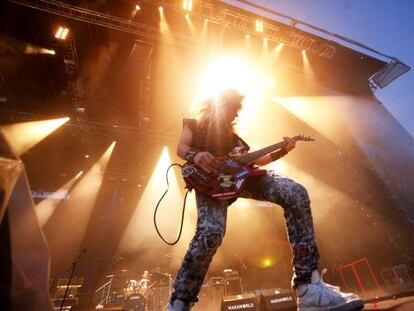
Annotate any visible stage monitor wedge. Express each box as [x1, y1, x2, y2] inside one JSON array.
[[221, 293, 259, 311], [259, 289, 296, 311]]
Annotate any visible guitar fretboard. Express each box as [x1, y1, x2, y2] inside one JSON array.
[[238, 141, 287, 164], [237, 134, 311, 164]]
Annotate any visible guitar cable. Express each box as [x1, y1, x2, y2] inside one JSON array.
[[153, 163, 192, 245]]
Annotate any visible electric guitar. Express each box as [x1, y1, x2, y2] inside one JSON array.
[[182, 135, 314, 200]]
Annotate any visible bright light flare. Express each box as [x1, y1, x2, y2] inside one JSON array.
[[55, 27, 69, 40], [135, 4, 141, 11], [183, 0, 192, 11], [193, 55, 269, 137], [35, 171, 83, 227], [1, 117, 69, 156], [263, 257, 274, 267]]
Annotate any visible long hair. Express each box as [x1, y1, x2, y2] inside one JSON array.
[[189, 89, 243, 130]]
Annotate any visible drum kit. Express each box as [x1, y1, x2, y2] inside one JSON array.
[[97, 270, 173, 311]]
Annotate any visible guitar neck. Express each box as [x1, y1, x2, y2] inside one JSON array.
[[238, 141, 287, 164]]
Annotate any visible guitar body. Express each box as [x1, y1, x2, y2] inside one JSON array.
[[182, 157, 266, 200]]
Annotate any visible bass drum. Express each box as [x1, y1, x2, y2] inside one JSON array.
[[123, 293, 146, 311]]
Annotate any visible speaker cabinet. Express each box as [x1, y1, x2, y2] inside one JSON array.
[[221, 293, 259, 311], [259, 289, 296, 311]]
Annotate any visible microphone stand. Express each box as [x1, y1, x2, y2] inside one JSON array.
[[60, 248, 87, 311]]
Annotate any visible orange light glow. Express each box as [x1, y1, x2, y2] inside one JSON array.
[[1, 117, 69, 156]]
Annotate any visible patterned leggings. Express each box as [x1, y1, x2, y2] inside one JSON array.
[[170, 170, 319, 304]]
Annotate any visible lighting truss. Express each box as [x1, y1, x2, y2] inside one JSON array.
[[144, 0, 337, 58], [6, 0, 410, 87], [6, 0, 208, 51]]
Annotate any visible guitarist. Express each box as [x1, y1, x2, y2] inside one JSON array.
[[168, 89, 363, 311]]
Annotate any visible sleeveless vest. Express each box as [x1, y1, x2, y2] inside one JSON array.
[[183, 118, 249, 156]]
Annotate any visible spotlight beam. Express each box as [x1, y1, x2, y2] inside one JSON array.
[[35, 171, 83, 227], [43, 141, 116, 269], [1, 117, 70, 156]]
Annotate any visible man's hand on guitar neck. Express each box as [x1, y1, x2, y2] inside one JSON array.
[[194, 151, 219, 173]]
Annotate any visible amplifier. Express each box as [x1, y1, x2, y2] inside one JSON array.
[[221, 293, 258, 311], [259, 289, 296, 311]]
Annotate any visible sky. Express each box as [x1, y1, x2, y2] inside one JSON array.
[[225, 0, 414, 137]]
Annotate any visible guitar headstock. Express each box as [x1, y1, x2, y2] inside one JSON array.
[[293, 134, 315, 142]]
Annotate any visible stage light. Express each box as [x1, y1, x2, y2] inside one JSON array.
[[1, 117, 69, 156], [135, 4, 141, 11], [185, 13, 189, 19], [24, 45, 56, 55], [183, 0, 192, 11], [255, 20, 264, 33], [158, 6, 163, 13], [55, 26, 69, 40]]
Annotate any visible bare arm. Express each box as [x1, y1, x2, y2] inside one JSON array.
[[177, 125, 219, 173]]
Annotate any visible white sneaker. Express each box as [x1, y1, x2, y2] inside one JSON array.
[[166, 299, 193, 311], [296, 270, 364, 311]]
